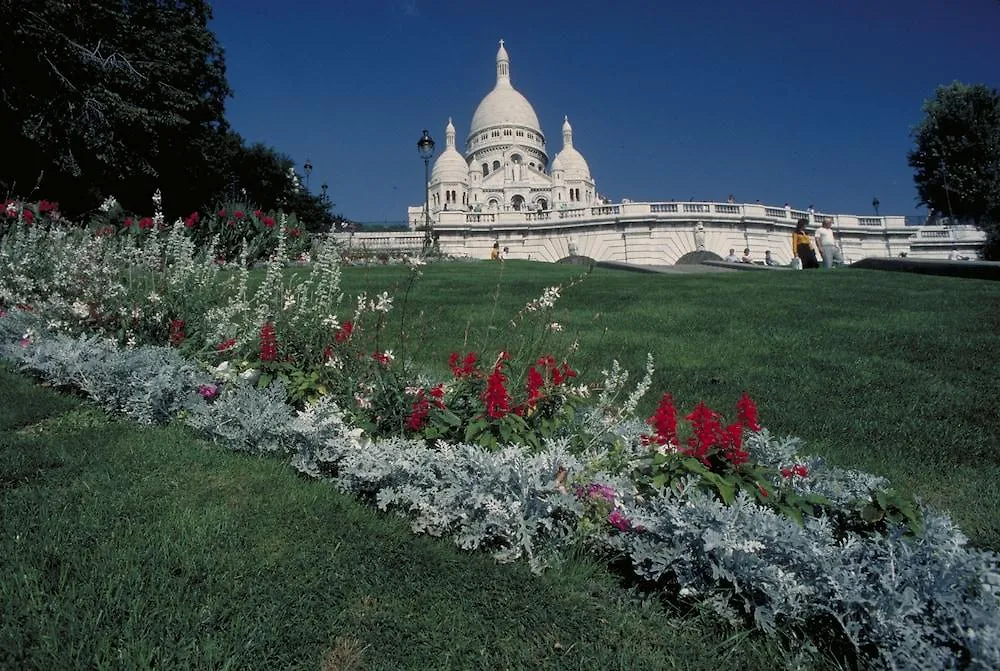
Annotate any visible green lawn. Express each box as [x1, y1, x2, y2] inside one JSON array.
[[3, 260, 998, 669]]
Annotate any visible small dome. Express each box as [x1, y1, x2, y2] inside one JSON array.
[[431, 150, 468, 183], [431, 118, 469, 183], [551, 116, 591, 178], [469, 40, 541, 136]]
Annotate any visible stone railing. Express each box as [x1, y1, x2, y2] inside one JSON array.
[[442, 201, 913, 230]]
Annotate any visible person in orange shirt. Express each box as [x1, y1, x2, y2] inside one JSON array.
[[792, 219, 819, 269]]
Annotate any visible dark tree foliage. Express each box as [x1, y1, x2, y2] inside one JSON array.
[[908, 82, 1000, 257], [220, 137, 338, 233], [0, 0, 232, 217]]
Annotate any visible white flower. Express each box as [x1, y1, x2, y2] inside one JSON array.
[[322, 314, 340, 330], [99, 195, 118, 212], [405, 255, 426, 269], [354, 394, 372, 409], [147, 292, 161, 305], [548, 322, 563, 332], [283, 291, 296, 310], [70, 301, 90, 318], [371, 291, 393, 313], [152, 189, 162, 207]]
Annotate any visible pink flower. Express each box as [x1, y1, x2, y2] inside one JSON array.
[[198, 384, 219, 400], [608, 509, 632, 531]]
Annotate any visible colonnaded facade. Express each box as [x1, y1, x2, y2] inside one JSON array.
[[405, 41, 985, 264]]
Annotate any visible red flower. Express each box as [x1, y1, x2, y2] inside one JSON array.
[[448, 351, 479, 378], [372, 350, 392, 366], [253, 209, 263, 218], [429, 384, 446, 409], [684, 401, 723, 465], [335, 320, 354, 343], [23, 209, 34, 224], [234, 210, 245, 219], [218, 208, 226, 217], [783, 464, 809, 479], [216, 337, 236, 352], [406, 389, 431, 431], [168, 319, 186, 346], [184, 211, 200, 228], [289, 227, 301, 238], [525, 365, 545, 406], [258, 322, 278, 362], [482, 357, 511, 419], [643, 393, 678, 447], [138, 217, 153, 230], [263, 216, 275, 228], [123, 217, 133, 228], [736, 392, 761, 432], [722, 422, 749, 466]]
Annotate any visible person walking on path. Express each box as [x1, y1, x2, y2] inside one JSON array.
[[792, 219, 819, 269], [815, 217, 844, 269]]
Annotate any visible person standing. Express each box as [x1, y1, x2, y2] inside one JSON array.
[[815, 217, 843, 269], [792, 219, 819, 269], [490, 242, 500, 260]]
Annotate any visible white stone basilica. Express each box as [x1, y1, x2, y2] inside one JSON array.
[[415, 40, 597, 219], [396, 41, 985, 264]]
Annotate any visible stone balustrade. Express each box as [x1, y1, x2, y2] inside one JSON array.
[[393, 200, 988, 264]]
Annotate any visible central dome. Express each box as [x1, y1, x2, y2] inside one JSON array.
[[469, 40, 541, 136]]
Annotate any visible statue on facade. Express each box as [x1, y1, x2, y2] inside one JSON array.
[[694, 222, 706, 250]]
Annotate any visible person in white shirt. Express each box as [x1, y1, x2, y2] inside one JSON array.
[[764, 250, 778, 266], [724, 248, 739, 262], [740, 247, 753, 263], [814, 218, 843, 269]]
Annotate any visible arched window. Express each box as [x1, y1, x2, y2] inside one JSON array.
[[482, 163, 489, 176], [492, 160, 500, 171], [510, 154, 522, 164], [511, 195, 525, 211], [537, 198, 548, 210], [451, 190, 456, 203], [487, 198, 499, 210]]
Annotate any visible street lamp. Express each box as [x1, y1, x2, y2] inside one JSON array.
[[417, 129, 436, 247], [872, 196, 880, 217], [321, 180, 328, 202], [304, 159, 313, 190]]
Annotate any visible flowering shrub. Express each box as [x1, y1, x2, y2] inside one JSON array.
[[403, 350, 585, 450]]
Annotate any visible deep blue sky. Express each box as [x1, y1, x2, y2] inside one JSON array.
[[209, 0, 1000, 223]]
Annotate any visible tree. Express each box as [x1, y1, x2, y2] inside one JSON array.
[[908, 82, 1000, 257], [220, 137, 336, 232], [0, 0, 232, 218]]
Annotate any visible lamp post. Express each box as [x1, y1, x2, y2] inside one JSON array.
[[417, 129, 436, 247], [321, 180, 328, 202], [872, 196, 880, 217], [304, 159, 313, 190]]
